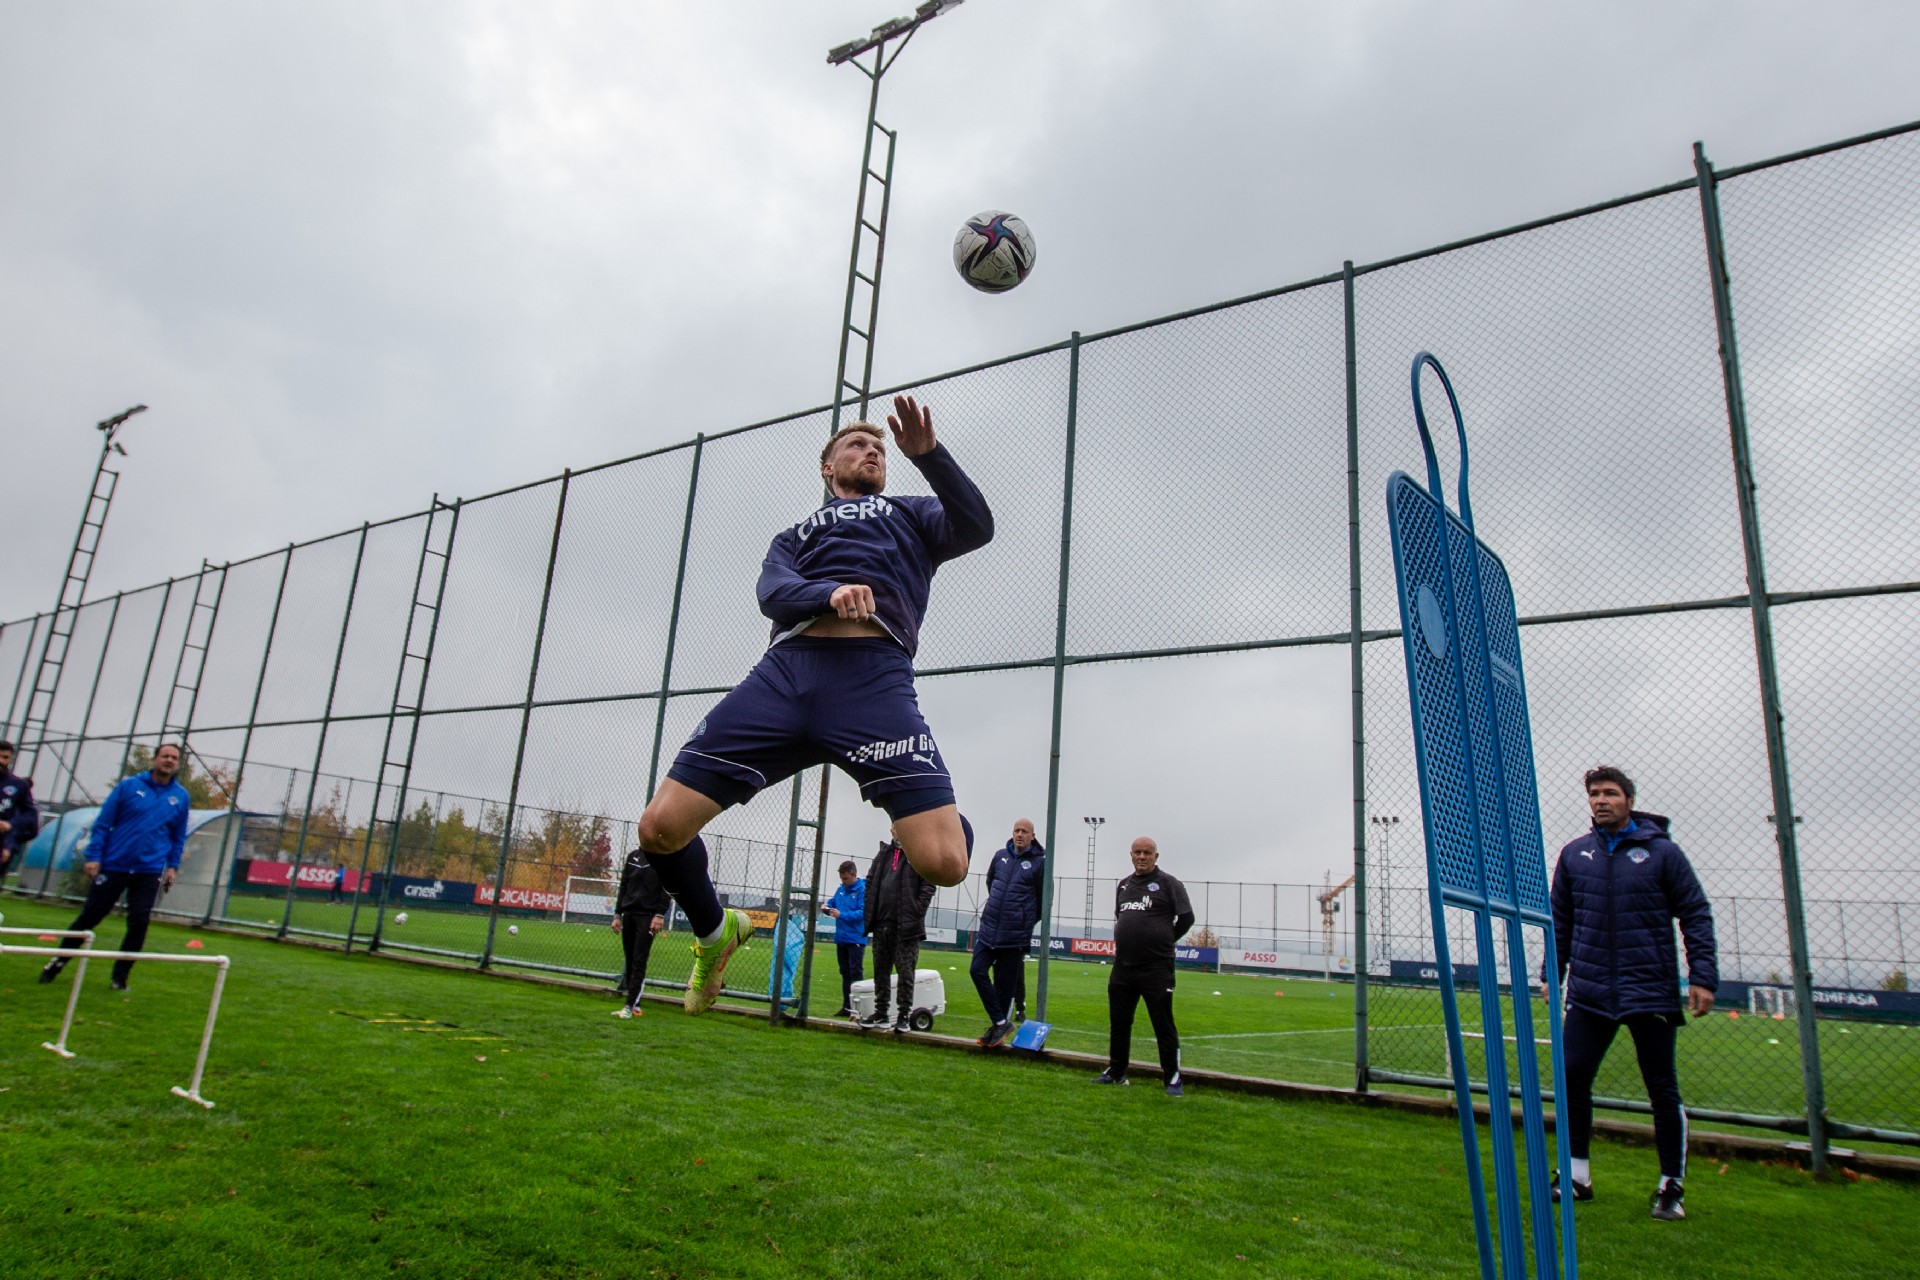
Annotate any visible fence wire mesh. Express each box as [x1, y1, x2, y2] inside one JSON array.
[[6, 121, 1920, 1155]]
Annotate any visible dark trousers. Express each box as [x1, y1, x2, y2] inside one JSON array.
[[835, 942, 865, 1010], [969, 944, 1024, 1024], [869, 928, 920, 1019], [618, 912, 659, 1006], [62, 871, 163, 984], [1563, 1004, 1686, 1179], [1108, 967, 1181, 1084]]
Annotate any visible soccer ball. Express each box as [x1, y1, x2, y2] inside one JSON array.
[[508, 925, 519, 936], [952, 210, 1036, 294], [394, 912, 408, 925]]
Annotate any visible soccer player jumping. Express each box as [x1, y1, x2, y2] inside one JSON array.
[[638, 394, 992, 1013]]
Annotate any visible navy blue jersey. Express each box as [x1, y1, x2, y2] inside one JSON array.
[[757, 443, 993, 659]]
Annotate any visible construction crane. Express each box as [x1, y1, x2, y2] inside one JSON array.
[[1319, 871, 1356, 956]]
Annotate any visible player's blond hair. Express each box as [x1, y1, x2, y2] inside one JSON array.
[[819, 421, 884, 466]]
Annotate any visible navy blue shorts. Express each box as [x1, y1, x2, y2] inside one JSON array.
[[668, 637, 955, 821]]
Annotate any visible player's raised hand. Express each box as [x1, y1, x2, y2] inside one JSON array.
[[887, 395, 936, 457], [830, 583, 875, 621]]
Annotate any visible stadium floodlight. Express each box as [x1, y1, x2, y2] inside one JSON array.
[[96, 403, 148, 434], [824, 0, 964, 65]]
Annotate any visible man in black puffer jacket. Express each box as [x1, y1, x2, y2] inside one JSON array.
[[1547, 765, 1717, 1222], [861, 832, 939, 1033], [970, 818, 1045, 1047]]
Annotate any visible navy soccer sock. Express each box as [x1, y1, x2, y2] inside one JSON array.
[[645, 836, 723, 939]]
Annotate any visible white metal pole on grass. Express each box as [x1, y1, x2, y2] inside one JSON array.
[[0, 925, 96, 1056], [0, 942, 231, 1108]]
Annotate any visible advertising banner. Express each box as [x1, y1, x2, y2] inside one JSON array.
[[924, 926, 957, 946], [1221, 948, 1354, 974], [383, 874, 476, 907], [474, 884, 565, 911], [242, 860, 369, 892]]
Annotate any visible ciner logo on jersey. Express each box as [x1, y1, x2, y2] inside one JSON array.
[[1118, 900, 1152, 913], [847, 732, 936, 766], [795, 496, 896, 543]]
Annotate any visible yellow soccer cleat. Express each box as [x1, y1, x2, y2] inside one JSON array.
[[683, 909, 751, 1014]]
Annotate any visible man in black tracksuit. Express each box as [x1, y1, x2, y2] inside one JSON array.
[[611, 847, 672, 1018], [1547, 766, 1717, 1221], [1096, 835, 1194, 1097], [861, 834, 937, 1033]]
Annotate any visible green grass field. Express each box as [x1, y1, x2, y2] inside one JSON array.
[[3, 896, 1918, 1279], [217, 891, 1920, 1137]]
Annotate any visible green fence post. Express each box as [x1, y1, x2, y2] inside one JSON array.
[[30, 594, 124, 901], [646, 437, 705, 797], [117, 579, 178, 781], [482, 474, 572, 968], [288, 525, 371, 945], [1345, 260, 1371, 1093], [1694, 141, 1828, 1175], [1037, 332, 1083, 1022], [3, 613, 48, 745]]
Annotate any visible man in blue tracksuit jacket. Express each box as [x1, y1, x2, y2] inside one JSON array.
[[971, 818, 1045, 1047], [0, 739, 42, 884], [1546, 765, 1717, 1222], [41, 743, 192, 991], [823, 859, 867, 1016]]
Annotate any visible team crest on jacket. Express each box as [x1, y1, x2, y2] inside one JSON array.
[[1020, 860, 1031, 870], [1148, 882, 1160, 892], [1628, 848, 1649, 864]]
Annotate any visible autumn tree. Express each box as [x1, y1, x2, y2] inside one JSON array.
[[122, 744, 237, 809]]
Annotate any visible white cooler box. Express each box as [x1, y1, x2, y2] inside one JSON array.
[[848, 969, 947, 1031]]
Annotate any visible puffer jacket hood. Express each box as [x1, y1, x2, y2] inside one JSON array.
[[1550, 810, 1718, 1020], [975, 839, 1046, 949]]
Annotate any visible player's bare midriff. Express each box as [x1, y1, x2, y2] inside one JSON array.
[[806, 616, 891, 640]]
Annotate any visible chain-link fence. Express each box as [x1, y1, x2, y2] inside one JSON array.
[[5, 119, 1919, 1161]]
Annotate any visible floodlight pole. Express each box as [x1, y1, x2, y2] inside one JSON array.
[[1083, 817, 1105, 934], [787, 1, 963, 1024], [824, 0, 964, 429], [16, 405, 146, 782]]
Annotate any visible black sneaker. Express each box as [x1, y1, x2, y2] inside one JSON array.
[[1649, 1180, 1685, 1221], [980, 1020, 1012, 1049], [1092, 1070, 1130, 1086], [858, 1011, 890, 1030], [832, 1006, 853, 1018], [1013, 1003, 1027, 1024], [1550, 1170, 1594, 1203], [38, 959, 67, 984], [1165, 1079, 1184, 1098], [892, 1015, 911, 1034]]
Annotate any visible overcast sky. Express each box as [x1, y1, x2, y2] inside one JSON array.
[[5, 2, 1918, 906]]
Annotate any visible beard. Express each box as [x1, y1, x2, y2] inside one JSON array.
[[835, 463, 885, 496]]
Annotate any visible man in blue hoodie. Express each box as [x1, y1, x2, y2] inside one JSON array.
[[0, 740, 42, 885], [635, 395, 990, 1015], [1545, 765, 1717, 1222], [971, 818, 1044, 1047], [822, 859, 867, 1017], [41, 742, 193, 991]]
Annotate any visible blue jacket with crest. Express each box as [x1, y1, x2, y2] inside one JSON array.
[[975, 839, 1046, 949], [1550, 811, 1717, 1020]]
